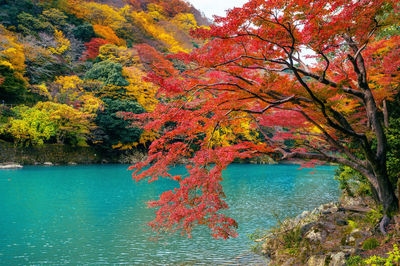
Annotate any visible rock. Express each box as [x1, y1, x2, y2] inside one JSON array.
[[329, 252, 347, 266], [321, 221, 336, 232], [305, 228, 327, 242], [335, 219, 348, 226], [282, 258, 295, 266], [0, 163, 23, 169], [298, 210, 311, 220], [307, 255, 327, 266], [342, 247, 357, 256], [68, 162, 77, 165], [301, 222, 316, 235], [43, 162, 53, 166]]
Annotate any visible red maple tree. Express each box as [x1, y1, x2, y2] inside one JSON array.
[[129, 0, 400, 238], [81, 38, 109, 61]]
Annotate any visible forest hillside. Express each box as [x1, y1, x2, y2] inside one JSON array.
[[0, 0, 208, 156]]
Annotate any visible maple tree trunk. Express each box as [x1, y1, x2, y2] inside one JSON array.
[[383, 100, 389, 128], [369, 165, 398, 233]]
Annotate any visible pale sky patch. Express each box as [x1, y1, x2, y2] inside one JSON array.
[[186, 0, 248, 19]]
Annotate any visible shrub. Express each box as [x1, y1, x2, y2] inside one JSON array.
[[364, 244, 400, 265], [362, 238, 380, 250], [346, 255, 364, 266]]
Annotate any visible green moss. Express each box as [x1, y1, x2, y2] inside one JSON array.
[[362, 238, 379, 250]]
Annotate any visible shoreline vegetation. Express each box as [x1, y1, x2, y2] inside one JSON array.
[[253, 196, 400, 265], [0, 140, 279, 166], [0, 140, 336, 167]]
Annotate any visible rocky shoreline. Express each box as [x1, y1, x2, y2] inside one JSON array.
[[0, 163, 23, 169], [254, 195, 400, 265]]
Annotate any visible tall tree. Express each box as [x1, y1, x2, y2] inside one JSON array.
[[129, 0, 400, 238]]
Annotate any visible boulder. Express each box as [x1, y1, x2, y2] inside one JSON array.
[[329, 252, 347, 266], [301, 222, 316, 235], [305, 228, 327, 242], [43, 162, 53, 166], [335, 219, 348, 226], [307, 255, 327, 266], [0, 163, 23, 169]]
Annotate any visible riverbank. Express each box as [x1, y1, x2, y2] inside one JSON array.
[[0, 140, 147, 165], [254, 194, 400, 265], [0, 140, 279, 166]]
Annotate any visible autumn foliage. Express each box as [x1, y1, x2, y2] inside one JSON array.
[[0, 0, 206, 149], [129, 0, 400, 238]]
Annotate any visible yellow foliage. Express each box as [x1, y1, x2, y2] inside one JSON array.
[[49, 76, 104, 114], [207, 116, 259, 148], [112, 141, 135, 150], [137, 129, 158, 146], [51, 75, 84, 104], [131, 11, 188, 53], [30, 83, 51, 98], [48, 29, 71, 55], [146, 4, 166, 21], [93, 25, 125, 46], [112, 130, 158, 149], [147, 3, 164, 13], [171, 13, 197, 31], [123, 66, 158, 111], [62, 0, 126, 30], [0, 25, 27, 82], [98, 44, 138, 65], [79, 94, 104, 114]]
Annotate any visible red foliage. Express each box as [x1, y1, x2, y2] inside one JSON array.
[[158, 0, 191, 17], [130, 0, 400, 239], [81, 38, 109, 61], [127, 0, 191, 16]]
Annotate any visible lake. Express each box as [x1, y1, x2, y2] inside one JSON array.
[[0, 164, 339, 265]]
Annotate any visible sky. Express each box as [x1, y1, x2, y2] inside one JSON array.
[[186, 0, 248, 19]]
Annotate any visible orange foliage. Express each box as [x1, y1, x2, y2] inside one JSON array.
[[93, 25, 125, 46]]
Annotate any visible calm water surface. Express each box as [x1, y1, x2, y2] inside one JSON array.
[[0, 164, 339, 265]]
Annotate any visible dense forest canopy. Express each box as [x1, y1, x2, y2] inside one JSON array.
[[0, 0, 208, 149]]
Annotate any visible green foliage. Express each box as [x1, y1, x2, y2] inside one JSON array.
[[0, 102, 92, 146], [362, 238, 380, 250], [0, 0, 42, 28], [247, 228, 269, 253], [0, 104, 56, 146], [364, 244, 400, 265], [346, 255, 364, 266], [95, 98, 145, 148], [41, 8, 68, 29], [335, 166, 372, 198], [72, 23, 95, 42], [17, 12, 53, 36], [387, 117, 400, 186], [84, 61, 129, 86], [364, 206, 383, 227], [282, 226, 302, 250], [0, 65, 28, 103]]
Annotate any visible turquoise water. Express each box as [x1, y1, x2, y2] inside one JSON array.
[[0, 164, 339, 265]]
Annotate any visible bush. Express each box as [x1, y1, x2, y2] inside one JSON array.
[[346, 255, 364, 266], [362, 238, 380, 250], [364, 244, 400, 265], [84, 61, 129, 86]]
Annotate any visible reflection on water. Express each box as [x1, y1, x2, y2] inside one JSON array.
[[0, 164, 339, 264]]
